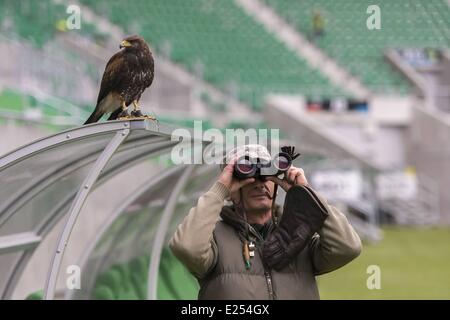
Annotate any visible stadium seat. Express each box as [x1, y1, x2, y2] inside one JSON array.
[[2, 0, 108, 48], [264, 0, 450, 94], [79, 0, 348, 109]]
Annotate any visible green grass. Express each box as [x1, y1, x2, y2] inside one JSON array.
[[318, 227, 450, 299]]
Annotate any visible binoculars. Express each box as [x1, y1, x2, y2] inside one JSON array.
[[233, 152, 293, 180]]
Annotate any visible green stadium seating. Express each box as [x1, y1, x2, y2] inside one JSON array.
[[25, 290, 44, 300], [1, 0, 108, 48], [0, 88, 85, 121], [79, 0, 348, 109], [264, 0, 450, 94]]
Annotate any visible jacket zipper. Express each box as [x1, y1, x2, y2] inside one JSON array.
[[249, 225, 276, 300], [264, 270, 275, 300], [256, 246, 276, 300]]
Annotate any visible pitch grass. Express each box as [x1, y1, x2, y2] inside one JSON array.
[[317, 227, 450, 299]]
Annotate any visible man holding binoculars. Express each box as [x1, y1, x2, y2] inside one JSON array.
[[170, 144, 361, 299]]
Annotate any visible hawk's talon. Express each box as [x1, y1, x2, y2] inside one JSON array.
[[130, 115, 157, 120], [130, 109, 144, 117], [129, 109, 157, 121], [117, 110, 129, 119]]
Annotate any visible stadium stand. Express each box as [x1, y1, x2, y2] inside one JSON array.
[[1, 0, 449, 302], [79, 0, 348, 109], [264, 0, 450, 94], [0, 87, 90, 129], [0, 1, 107, 127], [1, 0, 107, 48]]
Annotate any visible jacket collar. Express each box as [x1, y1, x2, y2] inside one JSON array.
[[220, 204, 281, 241]]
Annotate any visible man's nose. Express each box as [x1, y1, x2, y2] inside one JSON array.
[[253, 180, 267, 189]]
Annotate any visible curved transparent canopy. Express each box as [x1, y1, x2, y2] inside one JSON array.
[[0, 119, 213, 299], [67, 164, 217, 299]]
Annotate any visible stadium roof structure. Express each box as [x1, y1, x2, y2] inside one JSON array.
[[0, 119, 215, 299]]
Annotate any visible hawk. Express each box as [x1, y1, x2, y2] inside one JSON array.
[[84, 35, 155, 124]]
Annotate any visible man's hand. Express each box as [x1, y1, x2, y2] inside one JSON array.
[[266, 166, 308, 192], [218, 159, 255, 194]]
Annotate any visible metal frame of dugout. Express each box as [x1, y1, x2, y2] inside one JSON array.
[[0, 119, 214, 300]]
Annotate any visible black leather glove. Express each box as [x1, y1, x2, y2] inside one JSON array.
[[263, 185, 329, 270]]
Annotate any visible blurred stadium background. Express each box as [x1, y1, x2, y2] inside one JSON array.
[[0, 0, 449, 299]]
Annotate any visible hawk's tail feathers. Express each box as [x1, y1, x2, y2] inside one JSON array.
[[107, 108, 122, 121], [83, 109, 103, 125]]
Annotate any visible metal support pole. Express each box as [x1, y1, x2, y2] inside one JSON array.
[[147, 165, 195, 300], [43, 129, 129, 300]]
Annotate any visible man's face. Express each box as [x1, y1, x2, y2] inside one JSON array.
[[238, 179, 275, 213]]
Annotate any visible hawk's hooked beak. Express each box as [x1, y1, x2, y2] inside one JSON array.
[[120, 40, 131, 49]]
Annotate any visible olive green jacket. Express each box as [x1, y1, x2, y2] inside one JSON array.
[[169, 181, 362, 299]]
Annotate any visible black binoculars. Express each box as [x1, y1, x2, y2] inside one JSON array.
[[233, 152, 293, 180]]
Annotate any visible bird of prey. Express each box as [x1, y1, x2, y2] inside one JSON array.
[[84, 35, 155, 124]]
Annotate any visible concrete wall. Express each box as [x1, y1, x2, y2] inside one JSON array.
[[436, 51, 450, 112], [406, 106, 450, 224]]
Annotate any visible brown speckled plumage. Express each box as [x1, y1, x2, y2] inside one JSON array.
[[84, 35, 154, 124]]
